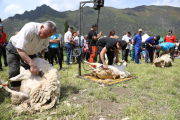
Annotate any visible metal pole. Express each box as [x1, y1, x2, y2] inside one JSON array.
[[79, 2, 82, 76], [97, 8, 100, 33]]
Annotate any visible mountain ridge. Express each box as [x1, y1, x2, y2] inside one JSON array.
[[2, 4, 180, 38]]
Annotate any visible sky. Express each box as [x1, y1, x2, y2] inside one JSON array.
[[0, 0, 180, 20]]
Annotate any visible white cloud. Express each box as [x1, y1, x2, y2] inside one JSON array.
[[152, 0, 180, 7], [4, 4, 24, 16]]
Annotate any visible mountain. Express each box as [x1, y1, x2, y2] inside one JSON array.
[[2, 4, 180, 39]]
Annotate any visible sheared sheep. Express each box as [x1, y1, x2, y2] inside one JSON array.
[[2, 58, 60, 114], [153, 54, 172, 68], [84, 61, 130, 79]]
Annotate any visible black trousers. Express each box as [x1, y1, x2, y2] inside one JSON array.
[[97, 46, 114, 65], [122, 49, 129, 62], [0, 46, 8, 68], [44, 51, 51, 63], [60, 47, 64, 61], [49, 47, 62, 69], [169, 47, 175, 62]]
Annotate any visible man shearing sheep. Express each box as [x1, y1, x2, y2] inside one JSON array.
[[6, 21, 57, 87], [97, 37, 127, 69]]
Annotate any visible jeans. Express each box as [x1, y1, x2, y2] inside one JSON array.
[[65, 43, 72, 64]]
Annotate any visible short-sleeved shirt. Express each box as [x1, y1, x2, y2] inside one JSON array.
[[10, 22, 50, 55], [87, 30, 97, 46], [133, 34, 142, 48], [155, 42, 175, 52], [49, 33, 59, 48], [97, 37, 118, 51], [59, 34, 64, 48], [74, 36, 86, 47], [164, 35, 176, 43], [0, 32, 6, 45], [122, 35, 132, 49], [145, 36, 159, 48], [64, 31, 72, 43]]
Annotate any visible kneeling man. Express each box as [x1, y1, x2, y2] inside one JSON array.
[[6, 21, 56, 87], [97, 37, 127, 69]]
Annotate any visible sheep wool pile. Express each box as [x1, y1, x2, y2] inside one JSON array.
[[153, 54, 172, 68], [3, 58, 60, 114]]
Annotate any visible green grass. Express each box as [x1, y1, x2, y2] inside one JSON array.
[[0, 55, 180, 120]]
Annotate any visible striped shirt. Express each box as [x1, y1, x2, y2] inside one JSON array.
[[10, 22, 49, 55]]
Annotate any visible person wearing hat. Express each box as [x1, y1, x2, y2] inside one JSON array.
[[87, 24, 102, 68], [133, 29, 143, 64], [153, 42, 176, 61], [122, 31, 132, 62], [0, 24, 8, 70], [164, 30, 176, 43], [145, 35, 160, 63], [64, 27, 74, 65]]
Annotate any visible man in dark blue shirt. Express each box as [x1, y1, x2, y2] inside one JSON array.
[[145, 35, 160, 63]]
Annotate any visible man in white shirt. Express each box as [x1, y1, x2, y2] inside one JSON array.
[[6, 21, 56, 87], [64, 27, 74, 65], [122, 31, 132, 62]]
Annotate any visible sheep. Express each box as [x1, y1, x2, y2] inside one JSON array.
[[84, 60, 130, 79], [153, 54, 172, 68], [2, 58, 60, 114]]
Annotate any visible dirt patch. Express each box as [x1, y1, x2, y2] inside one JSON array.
[[111, 88, 130, 96]]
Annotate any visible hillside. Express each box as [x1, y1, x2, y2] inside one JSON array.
[[2, 4, 180, 38]]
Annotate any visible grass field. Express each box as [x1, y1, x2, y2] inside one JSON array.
[[0, 55, 180, 120]]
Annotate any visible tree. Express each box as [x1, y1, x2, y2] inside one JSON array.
[[64, 20, 69, 35]]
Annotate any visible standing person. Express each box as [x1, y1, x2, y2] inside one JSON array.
[[87, 24, 102, 68], [71, 32, 77, 63], [153, 42, 176, 61], [6, 21, 56, 87], [0, 24, 8, 70], [59, 34, 64, 62], [133, 29, 143, 64], [97, 37, 127, 69], [74, 30, 86, 62], [145, 35, 160, 63], [131, 33, 136, 61], [84, 35, 90, 61], [122, 31, 132, 62], [64, 27, 74, 65], [164, 30, 176, 43], [49, 31, 62, 69]]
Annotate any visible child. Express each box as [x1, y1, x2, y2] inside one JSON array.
[[84, 40, 90, 61]]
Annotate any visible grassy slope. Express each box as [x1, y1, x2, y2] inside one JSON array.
[[0, 55, 180, 120]]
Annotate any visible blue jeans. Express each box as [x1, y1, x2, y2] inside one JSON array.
[[65, 43, 72, 64]]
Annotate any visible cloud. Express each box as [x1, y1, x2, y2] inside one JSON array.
[[4, 4, 24, 16], [152, 0, 180, 7]]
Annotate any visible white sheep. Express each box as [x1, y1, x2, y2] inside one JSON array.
[[153, 54, 172, 68], [3, 58, 60, 114], [84, 61, 130, 79]]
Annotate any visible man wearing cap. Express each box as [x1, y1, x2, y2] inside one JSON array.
[[133, 29, 143, 64], [0, 24, 8, 71], [145, 35, 160, 63], [87, 24, 102, 67], [153, 42, 175, 61], [122, 31, 132, 62], [164, 30, 176, 43], [64, 27, 74, 65]]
